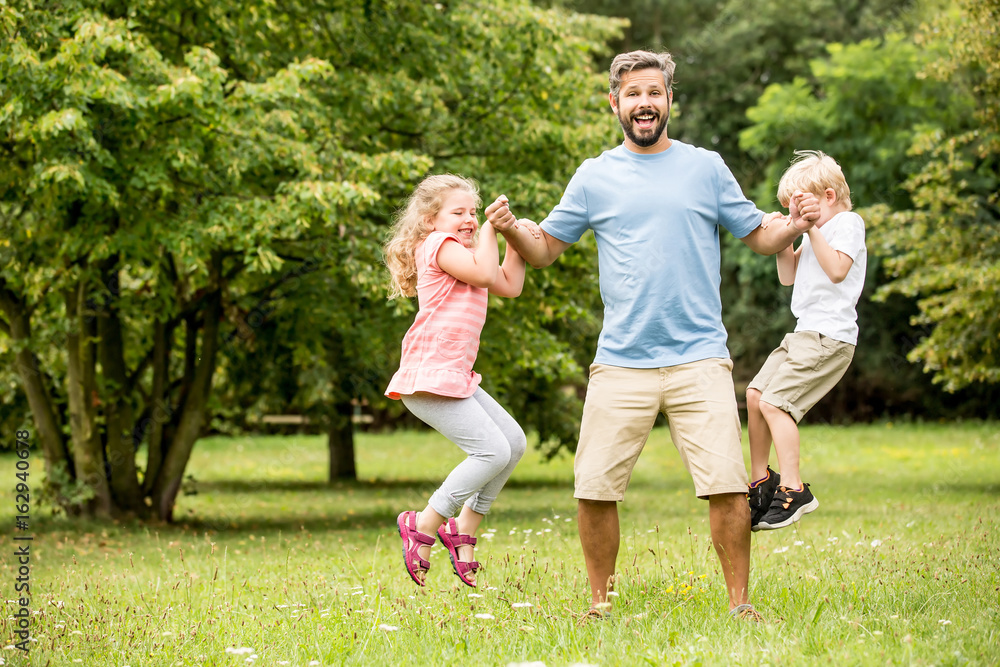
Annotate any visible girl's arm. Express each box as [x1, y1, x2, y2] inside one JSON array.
[[436, 222, 500, 288], [807, 227, 854, 283], [487, 197, 571, 268], [489, 235, 527, 297]]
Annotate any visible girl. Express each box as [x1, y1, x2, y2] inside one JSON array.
[[384, 174, 534, 588]]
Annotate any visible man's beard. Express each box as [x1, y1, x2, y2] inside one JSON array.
[[618, 106, 670, 148]]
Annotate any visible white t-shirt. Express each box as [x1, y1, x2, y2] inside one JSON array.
[[791, 211, 867, 345]]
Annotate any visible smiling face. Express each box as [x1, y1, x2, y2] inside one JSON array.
[[610, 68, 672, 153], [429, 189, 479, 247]]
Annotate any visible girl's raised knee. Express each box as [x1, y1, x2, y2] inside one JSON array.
[[509, 431, 527, 462]]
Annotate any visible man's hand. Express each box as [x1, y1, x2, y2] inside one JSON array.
[[759, 211, 786, 230], [518, 218, 542, 239], [485, 195, 517, 233], [789, 191, 820, 231]]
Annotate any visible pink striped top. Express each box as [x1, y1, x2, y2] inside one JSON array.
[[385, 232, 489, 400]]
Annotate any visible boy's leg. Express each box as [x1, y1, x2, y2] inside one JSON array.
[[759, 401, 803, 489], [746, 339, 791, 482], [754, 333, 854, 530], [758, 332, 855, 491], [746, 388, 773, 483]]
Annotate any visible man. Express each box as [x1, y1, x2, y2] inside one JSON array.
[[486, 50, 819, 620]]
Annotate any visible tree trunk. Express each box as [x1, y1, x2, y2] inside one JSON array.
[[0, 283, 70, 478], [65, 283, 113, 518], [150, 256, 224, 521], [97, 258, 145, 515], [142, 318, 173, 494], [328, 399, 357, 481]]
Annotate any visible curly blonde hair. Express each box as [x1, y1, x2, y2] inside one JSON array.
[[384, 174, 481, 299]]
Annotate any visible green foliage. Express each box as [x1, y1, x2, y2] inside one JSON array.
[[740, 34, 960, 209], [672, 0, 923, 184], [866, 0, 1000, 390]]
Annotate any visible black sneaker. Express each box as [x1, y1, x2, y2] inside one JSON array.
[[755, 484, 819, 531], [748, 466, 780, 532]]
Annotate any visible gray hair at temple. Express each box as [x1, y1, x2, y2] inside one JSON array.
[[609, 50, 676, 102]]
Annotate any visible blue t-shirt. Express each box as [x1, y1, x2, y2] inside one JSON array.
[[541, 141, 763, 368]]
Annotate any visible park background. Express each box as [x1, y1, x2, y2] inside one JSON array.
[[0, 0, 998, 665]]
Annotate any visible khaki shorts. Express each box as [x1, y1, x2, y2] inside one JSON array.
[[748, 331, 855, 423], [574, 359, 747, 501]]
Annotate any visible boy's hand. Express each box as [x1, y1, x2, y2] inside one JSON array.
[[789, 191, 819, 231], [485, 195, 517, 233]]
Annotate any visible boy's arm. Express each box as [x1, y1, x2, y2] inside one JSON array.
[[807, 227, 854, 283], [775, 243, 800, 286]]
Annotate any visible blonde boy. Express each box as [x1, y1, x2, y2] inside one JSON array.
[[747, 151, 867, 531]]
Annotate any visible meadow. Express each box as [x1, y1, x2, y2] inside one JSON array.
[[1, 421, 998, 666]]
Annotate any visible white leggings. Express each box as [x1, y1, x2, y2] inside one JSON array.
[[402, 388, 526, 517]]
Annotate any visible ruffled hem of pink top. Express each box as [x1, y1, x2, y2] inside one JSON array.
[[385, 367, 482, 400]]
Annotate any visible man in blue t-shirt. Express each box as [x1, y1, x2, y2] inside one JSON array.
[[486, 50, 820, 622]]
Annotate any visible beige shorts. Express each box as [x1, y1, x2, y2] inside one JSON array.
[[748, 331, 855, 423], [574, 359, 747, 501]]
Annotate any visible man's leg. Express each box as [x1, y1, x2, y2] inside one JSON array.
[[709, 492, 751, 609], [578, 499, 620, 607]]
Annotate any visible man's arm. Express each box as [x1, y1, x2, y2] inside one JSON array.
[[485, 196, 571, 268], [740, 192, 820, 256]]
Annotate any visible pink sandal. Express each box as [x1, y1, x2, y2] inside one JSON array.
[[436, 518, 480, 588], [397, 511, 435, 587]]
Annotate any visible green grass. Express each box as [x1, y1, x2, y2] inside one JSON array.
[[1, 422, 998, 666]]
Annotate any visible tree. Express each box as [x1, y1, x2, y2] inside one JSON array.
[[0, 0, 624, 519], [0, 1, 375, 518], [865, 0, 1000, 389]]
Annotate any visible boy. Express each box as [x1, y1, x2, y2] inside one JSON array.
[[747, 150, 867, 531]]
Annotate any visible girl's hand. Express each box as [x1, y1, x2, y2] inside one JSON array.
[[485, 195, 517, 232]]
